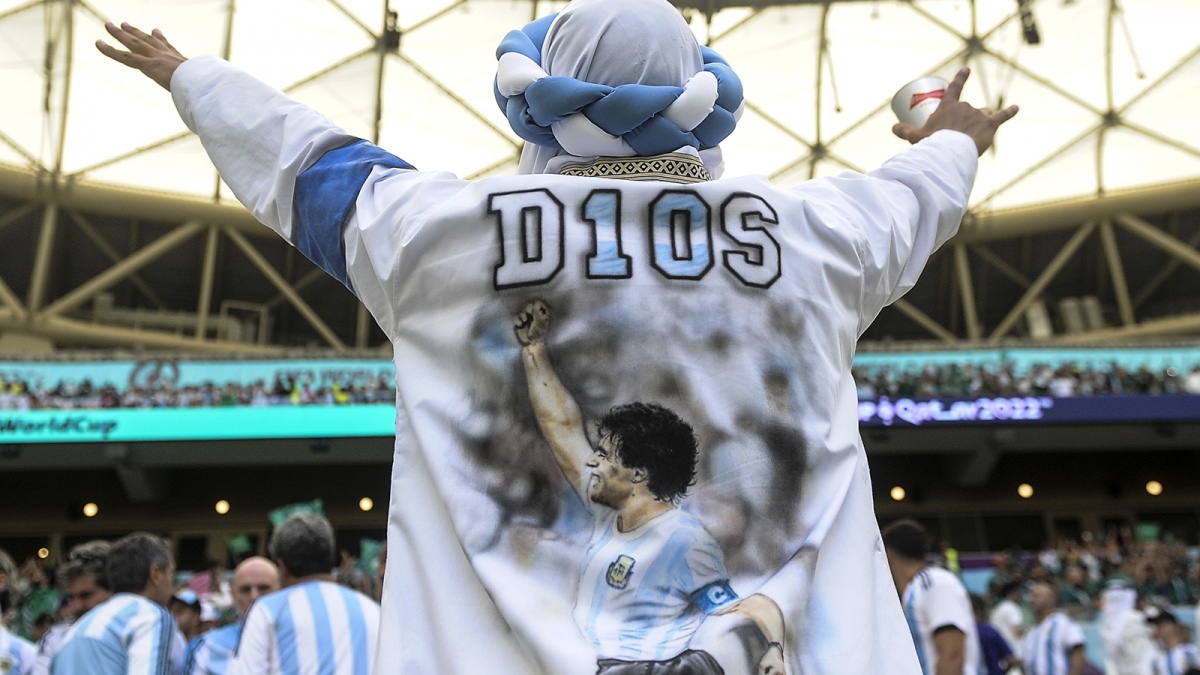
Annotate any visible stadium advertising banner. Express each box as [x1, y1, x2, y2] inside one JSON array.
[[0, 358, 396, 444], [1, 347, 1198, 441], [0, 405, 396, 443]]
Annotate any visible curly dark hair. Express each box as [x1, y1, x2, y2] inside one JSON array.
[[596, 402, 698, 504]]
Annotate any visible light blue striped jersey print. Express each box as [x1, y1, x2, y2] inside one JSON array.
[[573, 509, 736, 662], [1022, 611, 1085, 675], [0, 625, 36, 675], [229, 580, 380, 675], [184, 621, 242, 675], [1153, 643, 1200, 675], [50, 594, 175, 675]]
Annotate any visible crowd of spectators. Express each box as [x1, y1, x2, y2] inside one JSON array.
[[979, 527, 1200, 623], [0, 533, 385, 673], [0, 371, 396, 410], [855, 360, 1200, 401]]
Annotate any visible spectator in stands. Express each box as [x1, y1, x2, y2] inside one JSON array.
[[1023, 582, 1086, 675], [883, 519, 979, 675], [51, 533, 177, 675], [0, 548, 37, 675], [1146, 606, 1200, 675], [14, 558, 60, 643], [1059, 565, 1092, 615], [32, 540, 113, 675], [990, 580, 1026, 665], [185, 556, 280, 675], [227, 514, 379, 675], [1185, 366, 1200, 395]]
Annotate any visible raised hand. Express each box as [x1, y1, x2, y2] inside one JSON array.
[[892, 66, 1019, 156], [95, 22, 188, 91], [513, 300, 550, 347]]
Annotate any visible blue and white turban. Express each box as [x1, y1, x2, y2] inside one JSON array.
[[494, 0, 744, 177]]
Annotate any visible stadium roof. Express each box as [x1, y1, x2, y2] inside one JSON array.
[[0, 0, 1198, 352], [1, 0, 1198, 218]]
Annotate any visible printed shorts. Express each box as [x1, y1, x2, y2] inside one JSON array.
[[596, 649, 725, 675]]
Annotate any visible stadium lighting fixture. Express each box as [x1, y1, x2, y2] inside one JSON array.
[[889, 486, 906, 502], [82, 502, 99, 517], [1017, 483, 1034, 499], [1145, 481, 1163, 496], [37, 548, 49, 559], [359, 497, 375, 512], [215, 500, 231, 515]]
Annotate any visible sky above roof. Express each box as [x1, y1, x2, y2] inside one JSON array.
[[1, 0, 1198, 214]]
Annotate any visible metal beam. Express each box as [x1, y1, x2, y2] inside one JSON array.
[[27, 203, 60, 312], [0, 203, 35, 234], [223, 227, 347, 350], [355, 302, 371, 349], [1051, 311, 1200, 343], [891, 299, 957, 343], [0, 314, 285, 354], [953, 244, 981, 340], [0, 165, 267, 237], [64, 210, 166, 309], [1098, 219, 1134, 326], [1132, 227, 1200, 310], [960, 176, 1200, 244], [39, 221, 205, 317], [1114, 213, 1200, 274], [970, 244, 1031, 288], [195, 225, 221, 341], [263, 267, 326, 311], [987, 221, 1097, 344], [0, 274, 27, 319]]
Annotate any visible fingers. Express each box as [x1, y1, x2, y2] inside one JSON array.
[[944, 66, 969, 104], [991, 104, 1020, 127], [892, 122, 919, 144]]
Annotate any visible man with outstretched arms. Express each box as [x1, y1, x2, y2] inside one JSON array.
[[515, 299, 785, 675], [98, 0, 1016, 671]]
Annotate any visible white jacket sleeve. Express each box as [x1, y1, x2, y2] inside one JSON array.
[[170, 56, 465, 337], [791, 129, 977, 336]]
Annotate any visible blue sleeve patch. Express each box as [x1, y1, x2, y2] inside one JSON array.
[[691, 580, 739, 614], [292, 139, 415, 292]]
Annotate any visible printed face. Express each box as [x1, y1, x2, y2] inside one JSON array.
[[586, 435, 639, 509], [232, 561, 281, 615], [64, 573, 112, 619]]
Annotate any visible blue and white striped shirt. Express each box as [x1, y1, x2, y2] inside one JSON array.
[[1152, 643, 1200, 675], [574, 509, 736, 662], [184, 623, 242, 675], [1, 626, 37, 675], [50, 594, 176, 675], [1022, 611, 1085, 675], [226, 581, 380, 675]]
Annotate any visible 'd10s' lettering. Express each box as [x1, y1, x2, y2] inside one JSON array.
[[490, 188, 781, 290]]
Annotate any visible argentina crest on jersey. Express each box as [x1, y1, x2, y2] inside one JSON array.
[[606, 555, 635, 589]]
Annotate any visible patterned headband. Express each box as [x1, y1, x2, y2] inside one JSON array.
[[493, 13, 744, 158]]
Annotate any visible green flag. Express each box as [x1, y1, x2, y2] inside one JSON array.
[[226, 534, 254, 557], [268, 498, 325, 528]]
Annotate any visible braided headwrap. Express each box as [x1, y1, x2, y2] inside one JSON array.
[[494, 0, 744, 177]]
